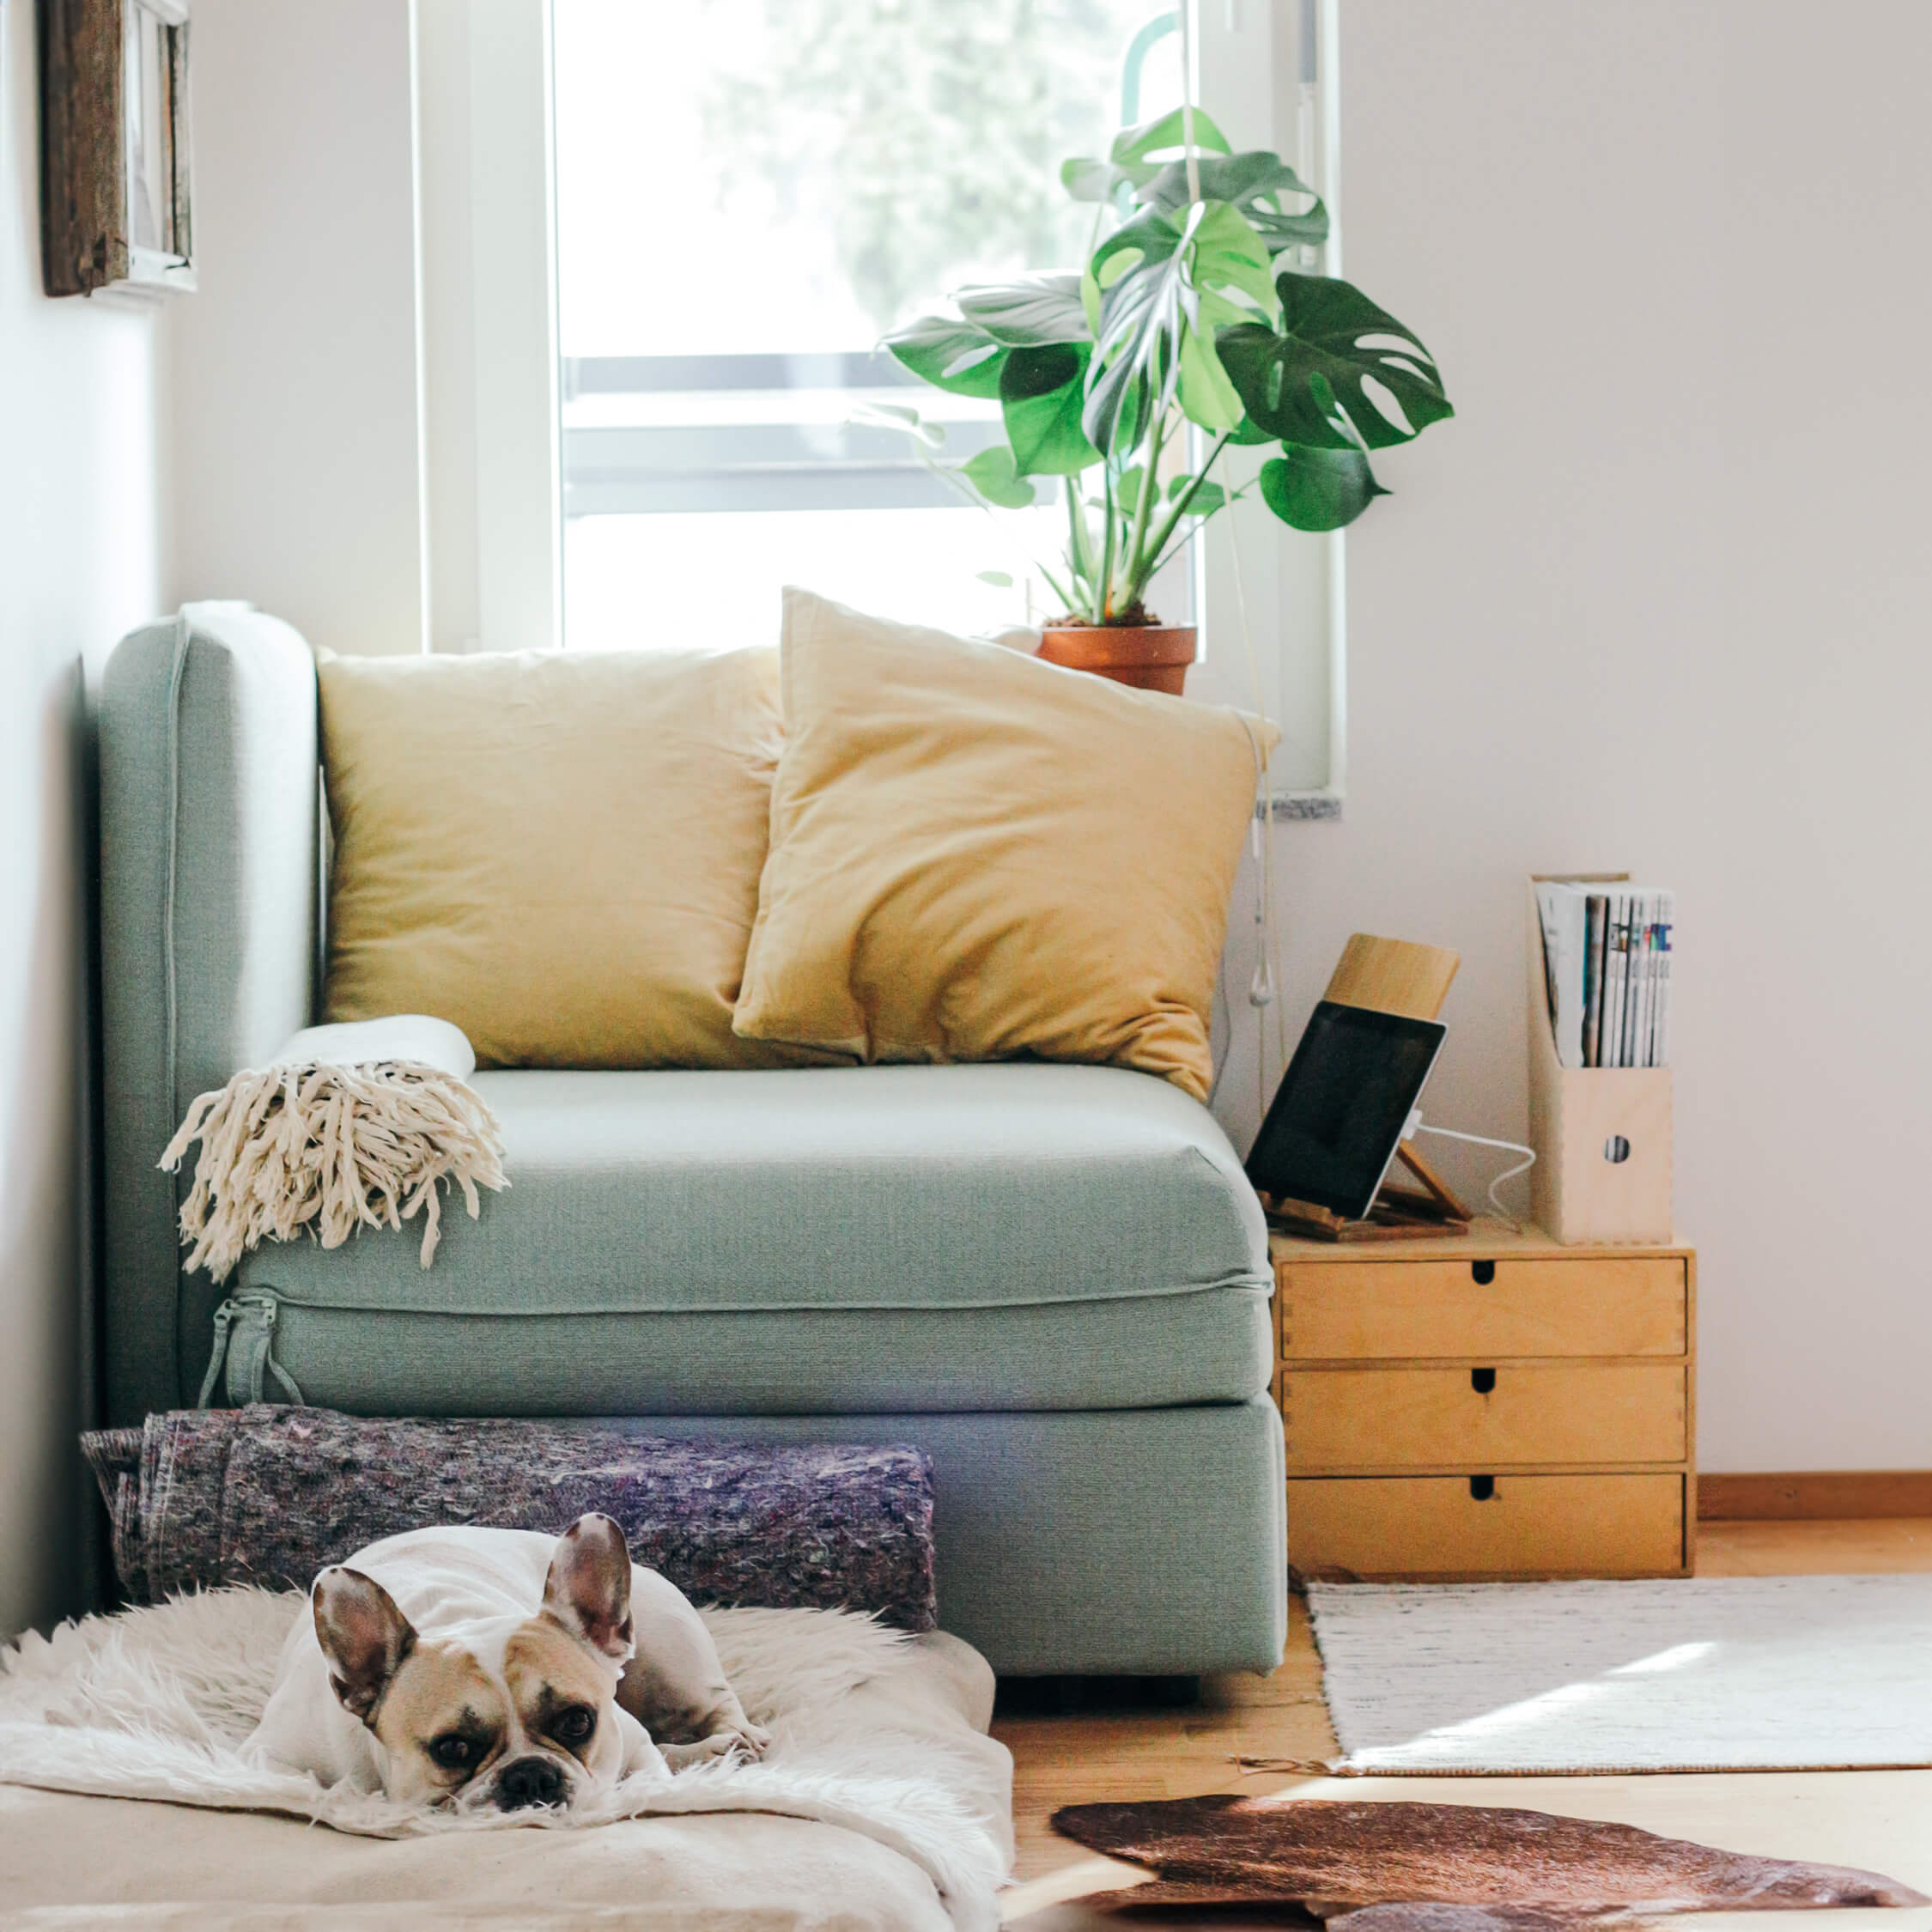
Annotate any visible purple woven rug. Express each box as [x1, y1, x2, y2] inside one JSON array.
[[82, 1406, 937, 1631]]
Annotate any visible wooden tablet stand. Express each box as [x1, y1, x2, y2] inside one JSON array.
[[1259, 933, 1475, 1243]]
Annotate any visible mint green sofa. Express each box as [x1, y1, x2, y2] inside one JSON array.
[[99, 606, 1286, 1676]]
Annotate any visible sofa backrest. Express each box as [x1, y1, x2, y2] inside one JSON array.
[[100, 605, 320, 1424]]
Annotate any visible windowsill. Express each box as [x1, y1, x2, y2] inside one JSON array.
[[1270, 789, 1343, 823]]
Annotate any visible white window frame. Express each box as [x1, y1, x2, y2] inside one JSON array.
[[416, 0, 564, 655], [415, 0, 1346, 807], [1188, 0, 1345, 813]]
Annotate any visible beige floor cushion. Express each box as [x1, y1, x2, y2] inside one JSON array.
[[732, 589, 1275, 1101], [321, 647, 810, 1069], [0, 1625, 1006, 1929]]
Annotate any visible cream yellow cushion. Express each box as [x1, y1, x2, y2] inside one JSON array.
[[320, 647, 805, 1069], [732, 589, 1276, 1100]]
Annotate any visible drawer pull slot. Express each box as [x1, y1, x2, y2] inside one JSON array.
[[1471, 1261, 1497, 1285], [1470, 1367, 1497, 1394], [1469, 1475, 1497, 1502]]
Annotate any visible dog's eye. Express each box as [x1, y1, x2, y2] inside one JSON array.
[[552, 1706, 596, 1746], [429, 1734, 477, 1771]]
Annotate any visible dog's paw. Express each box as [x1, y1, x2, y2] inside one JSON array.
[[660, 1721, 771, 1771]]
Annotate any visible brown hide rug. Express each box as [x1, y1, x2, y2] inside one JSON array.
[[1050, 1798, 1926, 1918]]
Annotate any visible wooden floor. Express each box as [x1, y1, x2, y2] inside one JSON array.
[[996, 1518, 1932, 1926]]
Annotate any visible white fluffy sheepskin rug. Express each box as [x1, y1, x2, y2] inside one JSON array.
[[0, 1590, 1012, 1930]]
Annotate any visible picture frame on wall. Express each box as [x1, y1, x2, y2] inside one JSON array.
[[39, 0, 194, 297]]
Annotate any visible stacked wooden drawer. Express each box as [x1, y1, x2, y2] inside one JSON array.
[[1273, 1224, 1696, 1578]]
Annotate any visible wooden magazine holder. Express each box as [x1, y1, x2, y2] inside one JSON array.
[[1261, 934, 1474, 1242], [1525, 878, 1674, 1243]]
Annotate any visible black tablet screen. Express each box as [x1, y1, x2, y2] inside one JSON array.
[[1244, 1001, 1446, 1220]]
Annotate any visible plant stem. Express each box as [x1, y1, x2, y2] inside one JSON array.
[[1147, 481, 1255, 580], [1147, 508, 1219, 582], [1064, 478, 1094, 611], [917, 445, 1092, 620], [1120, 413, 1169, 609], [1139, 429, 1235, 580], [1036, 561, 1079, 616], [1097, 465, 1116, 622]]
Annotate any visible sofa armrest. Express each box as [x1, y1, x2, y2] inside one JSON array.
[[100, 605, 319, 1423]]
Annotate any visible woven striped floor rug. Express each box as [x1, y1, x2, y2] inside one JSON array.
[[1308, 1576, 1932, 1773]]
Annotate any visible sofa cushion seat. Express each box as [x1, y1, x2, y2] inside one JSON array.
[[232, 1062, 1273, 1413]]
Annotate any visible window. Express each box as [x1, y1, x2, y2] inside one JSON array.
[[420, 0, 1346, 801], [553, 0, 1193, 648]]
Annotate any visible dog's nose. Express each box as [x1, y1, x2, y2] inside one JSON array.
[[495, 1755, 565, 1810]]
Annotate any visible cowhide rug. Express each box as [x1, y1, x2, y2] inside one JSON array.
[[1050, 1797, 1924, 1920]]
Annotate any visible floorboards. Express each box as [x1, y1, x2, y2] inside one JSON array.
[[997, 1518, 1932, 1926]]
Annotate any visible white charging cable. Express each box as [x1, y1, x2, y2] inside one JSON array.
[[1405, 1112, 1538, 1224], [1223, 466, 1282, 1129]]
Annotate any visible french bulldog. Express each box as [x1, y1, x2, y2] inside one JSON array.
[[246, 1513, 769, 1812]]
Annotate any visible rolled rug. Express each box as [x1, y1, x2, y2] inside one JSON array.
[[158, 1015, 507, 1281], [80, 1406, 939, 1631]]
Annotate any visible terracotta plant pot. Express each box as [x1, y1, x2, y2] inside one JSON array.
[[1036, 623, 1197, 697]]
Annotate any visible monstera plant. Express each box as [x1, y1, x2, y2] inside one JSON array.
[[882, 108, 1452, 691]]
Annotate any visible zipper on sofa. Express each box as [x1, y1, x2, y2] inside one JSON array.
[[195, 1290, 306, 1408]]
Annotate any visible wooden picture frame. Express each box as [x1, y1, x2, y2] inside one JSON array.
[[39, 0, 194, 297]]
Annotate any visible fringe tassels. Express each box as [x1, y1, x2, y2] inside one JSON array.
[[159, 1059, 508, 1281]]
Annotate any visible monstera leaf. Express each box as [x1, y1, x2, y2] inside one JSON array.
[[957, 445, 1037, 508], [1169, 476, 1227, 518], [999, 343, 1100, 476], [1084, 201, 1275, 453], [1258, 444, 1387, 531], [1176, 319, 1243, 431], [1218, 274, 1453, 451], [1061, 153, 1150, 204], [1114, 106, 1231, 167], [1138, 151, 1329, 255], [847, 399, 945, 448], [884, 277, 1087, 404], [1061, 105, 1231, 204], [955, 273, 1091, 347], [882, 313, 1007, 398]]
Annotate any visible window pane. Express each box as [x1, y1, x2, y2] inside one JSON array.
[[553, 0, 1188, 648]]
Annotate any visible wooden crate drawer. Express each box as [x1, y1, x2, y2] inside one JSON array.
[[1289, 1473, 1686, 1577], [1281, 1363, 1686, 1470], [1279, 1257, 1686, 1360]]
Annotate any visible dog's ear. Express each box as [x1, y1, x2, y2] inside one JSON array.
[[541, 1512, 635, 1661], [313, 1566, 417, 1727]]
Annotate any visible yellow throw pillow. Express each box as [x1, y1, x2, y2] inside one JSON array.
[[732, 588, 1276, 1101], [320, 647, 809, 1070]]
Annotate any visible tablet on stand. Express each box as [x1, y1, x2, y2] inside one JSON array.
[[1244, 999, 1471, 1242]]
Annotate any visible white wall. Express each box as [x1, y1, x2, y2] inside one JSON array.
[[1228, 0, 1932, 1472], [164, 0, 426, 655], [0, 0, 163, 1634]]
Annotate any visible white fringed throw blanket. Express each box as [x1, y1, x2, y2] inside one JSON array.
[[159, 1016, 507, 1281]]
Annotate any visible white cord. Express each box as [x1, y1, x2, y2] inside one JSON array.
[[1231, 714, 1274, 1123], [1409, 1120, 1538, 1223], [1178, 2, 1201, 206], [1206, 946, 1235, 1106], [1221, 448, 1285, 1122]]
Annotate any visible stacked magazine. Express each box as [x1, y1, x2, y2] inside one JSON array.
[[1534, 879, 1674, 1070]]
